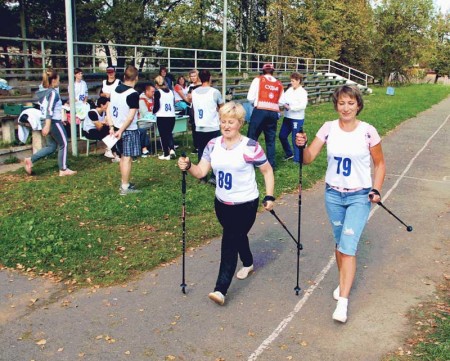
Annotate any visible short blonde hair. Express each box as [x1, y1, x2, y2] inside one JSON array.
[[154, 75, 165, 87], [219, 101, 246, 126]]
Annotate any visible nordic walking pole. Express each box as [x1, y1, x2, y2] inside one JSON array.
[[180, 152, 187, 294], [369, 194, 413, 232], [267, 209, 299, 247], [295, 126, 305, 296]]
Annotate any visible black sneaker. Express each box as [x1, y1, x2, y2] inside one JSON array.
[[283, 155, 294, 161], [191, 148, 198, 155], [208, 177, 216, 186]]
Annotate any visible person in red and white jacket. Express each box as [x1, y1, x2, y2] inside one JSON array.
[[246, 63, 284, 169]]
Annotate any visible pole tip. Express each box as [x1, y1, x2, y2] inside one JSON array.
[[406, 226, 413, 232]]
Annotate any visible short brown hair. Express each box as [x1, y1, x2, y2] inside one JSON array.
[[290, 72, 303, 84], [124, 65, 138, 82], [332, 85, 364, 115]]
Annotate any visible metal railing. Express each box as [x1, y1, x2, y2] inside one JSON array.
[[0, 36, 373, 86]]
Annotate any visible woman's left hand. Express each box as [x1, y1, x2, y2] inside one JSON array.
[[368, 189, 381, 203], [263, 200, 274, 211]]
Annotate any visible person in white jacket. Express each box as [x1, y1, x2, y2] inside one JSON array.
[[278, 72, 308, 163]]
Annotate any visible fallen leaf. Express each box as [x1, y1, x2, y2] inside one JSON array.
[[35, 339, 46, 346]]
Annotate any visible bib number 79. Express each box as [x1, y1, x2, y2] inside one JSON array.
[[334, 156, 352, 176]]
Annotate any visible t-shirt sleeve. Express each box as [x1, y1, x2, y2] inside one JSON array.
[[87, 110, 99, 121], [367, 124, 381, 147], [243, 138, 268, 167], [214, 89, 224, 105], [126, 91, 139, 109], [316, 121, 332, 143]]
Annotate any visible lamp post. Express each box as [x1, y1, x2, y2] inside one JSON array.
[[65, 0, 78, 156], [221, 0, 227, 100]]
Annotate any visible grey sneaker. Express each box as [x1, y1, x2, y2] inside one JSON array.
[[120, 185, 142, 196], [208, 291, 225, 305]]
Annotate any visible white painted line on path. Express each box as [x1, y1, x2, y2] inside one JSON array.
[[247, 113, 449, 361], [385, 174, 450, 183]]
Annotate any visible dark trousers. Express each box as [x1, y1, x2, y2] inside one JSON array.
[[188, 107, 198, 150], [84, 126, 110, 141], [157, 116, 175, 156], [247, 108, 279, 169], [213, 197, 259, 295], [196, 130, 220, 181], [279, 117, 304, 163]]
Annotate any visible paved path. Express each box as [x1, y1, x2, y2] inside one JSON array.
[[1, 97, 449, 361]]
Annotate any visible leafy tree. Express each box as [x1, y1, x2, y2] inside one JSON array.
[[372, 0, 435, 83], [428, 13, 450, 77]]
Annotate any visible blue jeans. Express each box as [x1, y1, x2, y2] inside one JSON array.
[[31, 120, 69, 171], [324, 186, 371, 256], [279, 117, 304, 162], [247, 108, 279, 169]]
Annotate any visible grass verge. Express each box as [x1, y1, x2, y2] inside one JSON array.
[[0, 84, 448, 287], [382, 276, 449, 361]]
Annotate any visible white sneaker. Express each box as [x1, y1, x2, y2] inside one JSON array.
[[332, 297, 348, 323], [158, 154, 171, 160], [104, 149, 115, 159], [111, 156, 120, 163], [333, 285, 340, 301], [236, 265, 254, 280], [169, 149, 176, 159], [208, 291, 225, 305]]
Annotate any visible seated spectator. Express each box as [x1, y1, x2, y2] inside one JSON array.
[[82, 96, 118, 160], [139, 83, 156, 118], [174, 75, 190, 115], [100, 66, 120, 99]]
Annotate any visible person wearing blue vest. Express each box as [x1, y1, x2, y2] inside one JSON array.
[[295, 85, 386, 323]]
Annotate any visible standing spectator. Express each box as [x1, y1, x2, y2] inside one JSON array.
[[100, 66, 120, 99], [295, 85, 386, 323], [186, 69, 202, 154], [174, 75, 190, 114], [159, 66, 175, 90], [74, 68, 88, 103], [247, 63, 284, 169], [278, 72, 308, 162], [24, 68, 77, 177], [177, 102, 275, 305], [191, 69, 224, 184], [153, 75, 176, 160], [106, 65, 141, 195]]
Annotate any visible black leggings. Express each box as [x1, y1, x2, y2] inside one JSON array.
[[213, 197, 259, 295], [157, 116, 175, 156]]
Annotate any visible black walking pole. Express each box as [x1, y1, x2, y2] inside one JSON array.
[[180, 152, 187, 294], [295, 126, 305, 295], [370, 194, 413, 232], [268, 209, 299, 247]]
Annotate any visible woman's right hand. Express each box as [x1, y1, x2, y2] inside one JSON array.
[[295, 132, 307, 147], [178, 156, 191, 171]]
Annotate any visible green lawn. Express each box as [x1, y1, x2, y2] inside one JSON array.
[[0, 84, 449, 286]]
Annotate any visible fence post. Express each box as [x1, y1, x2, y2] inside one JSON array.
[[41, 40, 46, 72], [92, 44, 95, 72]]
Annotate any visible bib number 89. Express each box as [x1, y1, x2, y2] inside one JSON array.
[[218, 171, 232, 190]]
